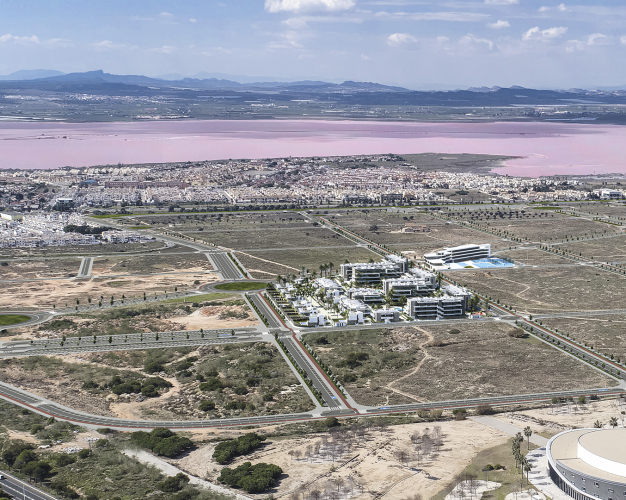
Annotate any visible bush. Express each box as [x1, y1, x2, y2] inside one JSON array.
[[2, 443, 34, 468], [82, 380, 100, 390], [77, 449, 91, 459], [144, 361, 165, 374], [340, 352, 369, 369], [245, 377, 259, 387], [218, 462, 282, 493], [141, 385, 159, 398], [342, 372, 358, 383], [159, 473, 190, 493], [453, 409, 467, 420], [199, 377, 224, 392], [30, 424, 45, 435], [233, 386, 248, 396], [199, 400, 216, 411], [143, 377, 173, 390], [130, 428, 194, 458], [475, 404, 495, 415], [448, 328, 460, 334], [212, 432, 266, 464], [508, 329, 529, 339], [226, 401, 247, 411], [56, 454, 76, 467]]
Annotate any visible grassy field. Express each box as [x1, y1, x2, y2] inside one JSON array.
[[0, 314, 30, 326], [215, 282, 268, 291], [449, 265, 626, 313], [304, 323, 616, 406], [541, 314, 626, 361]]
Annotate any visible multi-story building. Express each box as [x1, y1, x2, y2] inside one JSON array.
[[405, 295, 467, 320], [424, 244, 491, 265], [341, 255, 408, 284], [345, 288, 384, 304], [382, 277, 437, 297]]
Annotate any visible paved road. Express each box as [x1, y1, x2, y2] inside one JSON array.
[[212, 252, 246, 280], [77, 257, 93, 277], [470, 416, 548, 446], [0, 311, 53, 330], [0, 469, 59, 500], [247, 293, 285, 329]]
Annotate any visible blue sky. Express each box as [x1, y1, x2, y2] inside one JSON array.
[[0, 0, 625, 89]]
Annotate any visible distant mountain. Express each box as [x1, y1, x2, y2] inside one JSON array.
[[0, 69, 66, 81]]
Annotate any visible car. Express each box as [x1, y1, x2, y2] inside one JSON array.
[[0, 474, 4, 480]]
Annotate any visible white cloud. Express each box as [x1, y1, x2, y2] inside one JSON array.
[[539, 4, 572, 13], [152, 45, 176, 54], [361, 53, 370, 60], [265, 0, 355, 13], [159, 11, 174, 18], [92, 40, 125, 50], [459, 33, 494, 50], [189, 18, 197, 23], [558, 3, 571, 12], [522, 26, 567, 41], [131, 16, 154, 21], [0, 34, 40, 44], [376, 11, 489, 22], [283, 17, 309, 28], [268, 39, 304, 48], [387, 33, 417, 47], [484, 0, 518, 4], [621, 35, 626, 45], [488, 20, 510, 29], [586, 33, 612, 45]]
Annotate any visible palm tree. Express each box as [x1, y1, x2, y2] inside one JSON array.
[[610, 416, 619, 428], [523, 426, 532, 450], [328, 262, 334, 276], [523, 460, 532, 484]]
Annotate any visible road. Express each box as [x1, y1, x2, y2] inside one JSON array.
[[0, 311, 53, 330], [246, 293, 285, 329], [211, 252, 246, 280], [0, 470, 59, 500], [77, 257, 93, 278]]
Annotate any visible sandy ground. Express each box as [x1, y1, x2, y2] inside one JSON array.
[[168, 419, 510, 500], [169, 305, 259, 330], [496, 398, 626, 434], [0, 273, 220, 310]]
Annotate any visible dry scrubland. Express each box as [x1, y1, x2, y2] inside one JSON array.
[[0, 240, 183, 258], [0, 342, 314, 420], [0, 273, 219, 310], [173, 418, 510, 500], [541, 314, 626, 361], [0, 258, 81, 279], [91, 252, 214, 275], [560, 234, 626, 261], [303, 324, 615, 406], [497, 248, 574, 266], [449, 266, 626, 313], [568, 202, 626, 218], [8, 294, 256, 340]]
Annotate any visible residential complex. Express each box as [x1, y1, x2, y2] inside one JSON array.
[[424, 243, 491, 266]]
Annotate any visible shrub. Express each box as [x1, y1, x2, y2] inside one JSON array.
[[226, 401, 247, 411], [56, 454, 76, 467], [77, 449, 91, 459], [30, 424, 45, 435], [143, 377, 173, 390], [508, 329, 529, 339], [199, 377, 224, 392], [448, 328, 460, 334], [342, 372, 358, 383], [82, 381, 100, 390], [476, 404, 495, 415], [130, 429, 194, 458], [212, 433, 266, 464], [218, 462, 283, 493], [144, 361, 165, 374], [141, 385, 159, 398], [340, 352, 369, 369], [199, 400, 216, 411], [245, 377, 259, 387], [159, 473, 190, 493], [233, 386, 248, 396]]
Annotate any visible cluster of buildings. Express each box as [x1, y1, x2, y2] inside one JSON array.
[[270, 254, 474, 327]]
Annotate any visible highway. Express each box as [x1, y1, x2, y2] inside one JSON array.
[[0, 469, 59, 500], [211, 252, 246, 280], [246, 293, 286, 329]]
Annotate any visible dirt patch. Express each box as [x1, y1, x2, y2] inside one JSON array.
[[169, 304, 259, 330]]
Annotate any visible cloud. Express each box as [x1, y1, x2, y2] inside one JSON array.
[[282, 15, 363, 28], [539, 3, 572, 13], [92, 40, 125, 50], [159, 12, 174, 18], [361, 53, 370, 60], [189, 18, 197, 23], [387, 33, 417, 47], [488, 20, 510, 29], [587, 33, 612, 46], [622, 35, 626, 45], [376, 11, 489, 21], [0, 34, 40, 44], [484, 0, 518, 4], [459, 33, 494, 50], [522, 26, 567, 41], [131, 16, 154, 21], [268, 39, 304, 48], [152, 45, 176, 54], [283, 17, 309, 28], [265, 0, 355, 13]]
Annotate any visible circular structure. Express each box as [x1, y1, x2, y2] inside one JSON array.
[[547, 428, 626, 500], [214, 282, 269, 291]]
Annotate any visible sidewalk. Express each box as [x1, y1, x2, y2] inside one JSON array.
[[470, 416, 549, 446]]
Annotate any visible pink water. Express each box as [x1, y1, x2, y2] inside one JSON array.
[[1, 120, 625, 177]]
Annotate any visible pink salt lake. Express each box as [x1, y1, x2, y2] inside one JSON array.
[[1, 120, 625, 177]]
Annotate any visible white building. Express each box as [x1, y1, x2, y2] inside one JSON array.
[[424, 244, 491, 265]]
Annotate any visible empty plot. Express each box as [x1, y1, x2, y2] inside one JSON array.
[[236, 247, 379, 278], [0, 240, 172, 259], [541, 315, 626, 362], [304, 323, 615, 406], [189, 226, 346, 251], [486, 216, 621, 242], [448, 265, 626, 313], [496, 248, 573, 266], [91, 253, 213, 276], [0, 258, 81, 280], [560, 235, 626, 262]]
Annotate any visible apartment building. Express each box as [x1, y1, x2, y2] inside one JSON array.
[[405, 295, 466, 320], [345, 288, 384, 304], [424, 243, 491, 265]]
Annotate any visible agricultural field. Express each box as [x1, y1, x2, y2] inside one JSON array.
[[236, 247, 380, 279], [91, 252, 214, 276], [448, 265, 626, 313], [0, 272, 219, 311], [540, 314, 626, 362], [0, 258, 81, 279], [303, 323, 616, 406], [8, 294, 256, 341]]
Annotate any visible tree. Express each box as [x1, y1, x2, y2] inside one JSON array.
[[610, 416, 619, 429], [594, 420, 603, 428], [523, 426, 532, 450]]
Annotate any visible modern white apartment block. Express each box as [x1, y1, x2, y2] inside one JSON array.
[[405, 295, 466, 320], [424, 243, 491, 265], [340, 255, 409, 284], [345, 288, 385, 304], [382, 277, 437, 297], [373, 308, 401, 323]]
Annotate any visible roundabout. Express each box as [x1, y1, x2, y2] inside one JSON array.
[[0, 311, 53, 330]]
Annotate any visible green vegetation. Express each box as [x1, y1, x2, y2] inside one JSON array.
[[162, 293, 232, 303], [218, 462, 283, 493], [128, 226, 152, 229], [130, 428, 195, 458], [214, 282, 268, 291], [212, 432, 266, 464], [0, 314, 30, 326], [159, 472, 190, 493]]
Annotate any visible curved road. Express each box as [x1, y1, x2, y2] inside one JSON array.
[[0, 311, 53, 330]]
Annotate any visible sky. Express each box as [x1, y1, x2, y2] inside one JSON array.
[[0, 0, 625, 89]]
